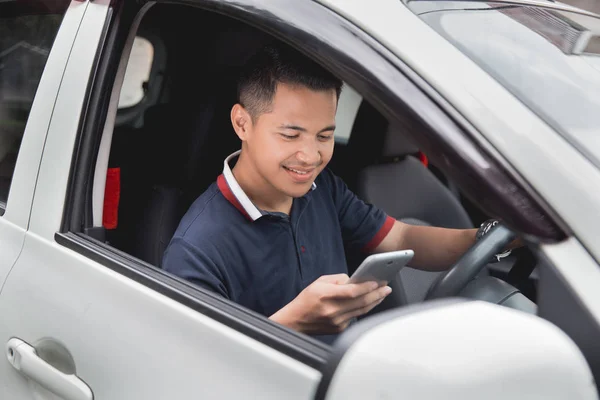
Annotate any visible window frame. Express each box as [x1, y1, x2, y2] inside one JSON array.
[[0, 0, 80, 220], [57, 0, 566, 368]]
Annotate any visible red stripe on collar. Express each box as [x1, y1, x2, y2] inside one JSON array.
[[217, 174, 252, 221]]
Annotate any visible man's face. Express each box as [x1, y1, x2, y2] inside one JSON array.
[[244, 83, 337, 198]]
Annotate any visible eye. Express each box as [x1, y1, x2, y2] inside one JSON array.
[[280, 133, 299, 140], [318, 135, 333, 142]]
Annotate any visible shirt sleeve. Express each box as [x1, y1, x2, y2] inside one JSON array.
[[326, 169, 395, 253], [162, 236, 230, 298]]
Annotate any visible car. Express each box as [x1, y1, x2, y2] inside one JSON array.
[[1, 0, 599, 398]]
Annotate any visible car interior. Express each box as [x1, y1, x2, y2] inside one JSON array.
[[96, 4, 540, 323]]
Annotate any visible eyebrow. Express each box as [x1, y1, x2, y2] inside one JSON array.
[[279, 124, 336, 134]]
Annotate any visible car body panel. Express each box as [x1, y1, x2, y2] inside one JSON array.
[[0, 1, 321, 398], [0, 1, 88, 294], [0, 232, 320, 399], [2, 0, 88, 229], [28, 0, 110, 241]]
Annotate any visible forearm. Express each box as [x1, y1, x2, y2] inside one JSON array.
[[401, 224, 477, 272], [269, 306, 300, 332]]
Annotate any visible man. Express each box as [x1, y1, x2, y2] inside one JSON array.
[[163, 44, 502, 339]]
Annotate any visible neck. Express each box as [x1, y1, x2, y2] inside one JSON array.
[[231, 151, 293, 214]]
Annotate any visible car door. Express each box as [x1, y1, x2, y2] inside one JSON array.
[[0, 0, 89, 397], [0, 1, 328, 399], [0, 0, 83, 288]]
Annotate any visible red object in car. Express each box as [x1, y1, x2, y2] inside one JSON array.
[[103, 167, 121, 229], [418, 151, 429, 167]]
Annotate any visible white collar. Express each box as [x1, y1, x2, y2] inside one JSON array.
[[222, 150, 317, 221]]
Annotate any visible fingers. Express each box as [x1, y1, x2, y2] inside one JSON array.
[[328, 280, 387, 300], [334, 296, 387, 326], [303, 275, 392, 335], [317, 274, 350, 284], [346, 285, 392, 312], [326, 287, 391, 332], [325, 285, 392, 331]]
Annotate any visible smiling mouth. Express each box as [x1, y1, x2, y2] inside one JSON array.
[[283, 166, 313, 175]]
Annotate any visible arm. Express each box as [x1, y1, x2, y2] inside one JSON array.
[[166, 236, 391, 335], [374, 220, 478, 272], [162, 236, 231, 298]]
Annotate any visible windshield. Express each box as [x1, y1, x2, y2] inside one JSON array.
[[404, 0, 600, 166]]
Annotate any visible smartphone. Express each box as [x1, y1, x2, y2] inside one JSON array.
[[348, 249, 414, 284]]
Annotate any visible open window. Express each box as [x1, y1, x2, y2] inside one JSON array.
[[60, 0, 571, 368]]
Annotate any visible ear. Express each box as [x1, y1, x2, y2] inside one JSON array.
[[231, 104, 253, 141]]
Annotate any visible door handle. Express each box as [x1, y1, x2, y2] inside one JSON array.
[[6, 338, 93, 400]]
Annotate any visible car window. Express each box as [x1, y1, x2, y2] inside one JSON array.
[[404, 1, 600, 168], [0, 0, 69, 211], [118, 36, 154, 109], [335, 84, 362, 144]]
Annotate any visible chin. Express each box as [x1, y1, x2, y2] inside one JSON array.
[[282, 183, 314, 198]]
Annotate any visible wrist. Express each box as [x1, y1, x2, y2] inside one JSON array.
[[476, 219, 500, 241], [476, 219, 513, 262], [270, 305, 301, 332]]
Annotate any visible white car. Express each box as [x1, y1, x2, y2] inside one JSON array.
[[1, 0, 599, 399]]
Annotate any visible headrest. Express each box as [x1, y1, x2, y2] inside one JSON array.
[[382, 123, 419, 157]]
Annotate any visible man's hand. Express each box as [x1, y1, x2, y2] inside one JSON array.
[[269, 274, 392, 335]]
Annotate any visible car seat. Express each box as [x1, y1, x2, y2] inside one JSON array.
[[355, 122, 474, 306]]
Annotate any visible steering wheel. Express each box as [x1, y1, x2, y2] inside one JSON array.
[[425, 223, 516, 300]]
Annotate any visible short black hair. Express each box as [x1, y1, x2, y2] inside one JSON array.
[[237, 44, 343, 120]]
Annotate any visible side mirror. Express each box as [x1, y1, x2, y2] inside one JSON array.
[[315, 299, 597, 400]]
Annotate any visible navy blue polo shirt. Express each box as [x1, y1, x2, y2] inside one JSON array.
[[162, 151, 394, 339]]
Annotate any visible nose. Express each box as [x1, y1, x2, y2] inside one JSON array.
[[296, 140, 321, 166]]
